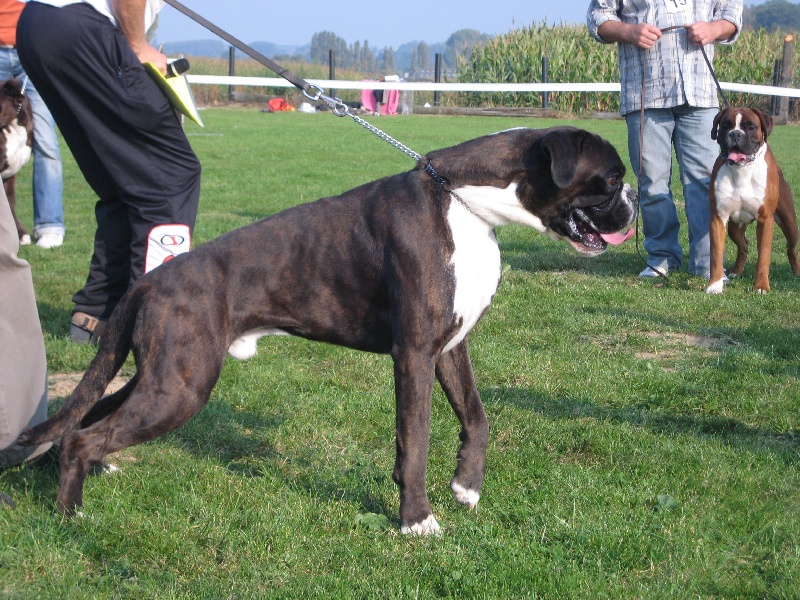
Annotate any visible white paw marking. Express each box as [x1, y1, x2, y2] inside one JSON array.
[[400, 514, 441, 536], [19, 234, 31, 246], [706, 279, 725, 294], [228, 328, 289, 360], [451, 481, 481, 509]]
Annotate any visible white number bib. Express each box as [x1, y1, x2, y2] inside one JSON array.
[[664, 0, 691, 14]]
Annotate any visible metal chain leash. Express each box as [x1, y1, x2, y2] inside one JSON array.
[[309, 85, 449, 186], [163, 0, 446, 186]]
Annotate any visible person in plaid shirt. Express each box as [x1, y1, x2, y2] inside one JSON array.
[[587, 0, 742, 278]]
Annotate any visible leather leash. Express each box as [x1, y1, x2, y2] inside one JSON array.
[[635, 25, 729, 280], [162, 0, 448, 186]]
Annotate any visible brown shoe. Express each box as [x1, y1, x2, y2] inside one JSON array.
[[69, 311, 107, 345]]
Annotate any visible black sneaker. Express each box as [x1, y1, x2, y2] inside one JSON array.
[[69, 312, 107, 345]]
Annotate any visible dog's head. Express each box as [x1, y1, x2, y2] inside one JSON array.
[[520, 127, 638, 255], [711, 107, 771, 166], [0, 78, 32, 129], [424, 127, 638, 256]]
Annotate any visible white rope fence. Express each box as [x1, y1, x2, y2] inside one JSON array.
[[186, 75, 800, 98]]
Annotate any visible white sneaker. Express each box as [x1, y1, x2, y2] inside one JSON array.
[[35, 232, 63, 249], [639, 265, 668, 278]]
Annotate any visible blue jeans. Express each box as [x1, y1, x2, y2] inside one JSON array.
[[626, 105, 719, 276], [0, 46, 64, 237]]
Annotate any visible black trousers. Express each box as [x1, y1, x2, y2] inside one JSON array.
[[17, 2, 201, 320]]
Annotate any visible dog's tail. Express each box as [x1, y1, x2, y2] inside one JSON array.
[[17, 287, 144, 446]]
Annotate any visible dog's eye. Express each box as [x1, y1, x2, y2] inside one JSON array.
[[606, 176, 620, 188]]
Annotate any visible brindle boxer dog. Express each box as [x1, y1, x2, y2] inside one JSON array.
[[19, 127, 637, 535]]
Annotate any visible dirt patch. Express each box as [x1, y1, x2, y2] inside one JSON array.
[[633, 332, 737, 361], [48, 372, 129, 400], [584, 331, 738, 372]]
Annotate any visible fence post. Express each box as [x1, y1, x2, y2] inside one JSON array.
[[541, 56, 549, 109], [778, 34, 795, 123], [329, 50, 336, 99], [434, 53, 442, 107], [771, 59, 781, 116], [228, 46, 235, 102]]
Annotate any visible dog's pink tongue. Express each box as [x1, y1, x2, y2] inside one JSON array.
[[728, 150, 749, 164], [600, 229, 634, 246]]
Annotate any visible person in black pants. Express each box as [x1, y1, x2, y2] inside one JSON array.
[[17, 0, 202, 343]]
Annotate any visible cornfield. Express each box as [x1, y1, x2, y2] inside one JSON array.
[[460, 22, 799, 116]]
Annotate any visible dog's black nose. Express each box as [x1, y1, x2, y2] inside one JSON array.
[[727, 130, 746, 146]]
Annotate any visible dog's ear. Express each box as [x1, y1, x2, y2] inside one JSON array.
[[538, 130, 583, 188], [1, 78, 23, 100], [754, 109, 774, 140], [711, 110, 724, 141]]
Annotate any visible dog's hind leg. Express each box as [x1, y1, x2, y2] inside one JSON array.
[[435, 340, 488, 511], [774, 181, 800, 275], [727, 221, 749, 277], [79, 375, 139, 427], [55, 364, 223, 515]]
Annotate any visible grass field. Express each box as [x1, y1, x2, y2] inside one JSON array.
[[1, 109, 799, 598]]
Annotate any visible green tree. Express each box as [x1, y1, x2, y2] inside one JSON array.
[[417, 41, 430, 69], [444, 29, 491, 68], [310, 31, 350, 65], [382, 47, 396, 75], [744, 0, 800, 31]]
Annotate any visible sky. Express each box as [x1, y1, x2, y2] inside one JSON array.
[[155, 0, 598, 48]]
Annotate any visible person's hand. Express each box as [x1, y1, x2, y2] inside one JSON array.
[[686, 21, 718, 46], [133, 43, 168, 74], [626, 23, 662, 49]]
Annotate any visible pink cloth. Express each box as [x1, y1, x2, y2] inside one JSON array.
[[361, 85, 400, 115]]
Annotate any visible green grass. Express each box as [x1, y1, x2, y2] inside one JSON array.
[[1, 110, 799, 598]]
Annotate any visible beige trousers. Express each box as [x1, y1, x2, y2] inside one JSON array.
[[0, 187, 51, 467]]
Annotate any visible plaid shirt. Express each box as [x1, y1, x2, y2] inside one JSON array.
[[587, 0, 742, 115]]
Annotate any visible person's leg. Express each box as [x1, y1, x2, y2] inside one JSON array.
[[18, 3, 200, 323], [0, 184, 51, 469], [674, 106, 719, 277], [25, 75, 65, 246], [626, 108, 683, 273]]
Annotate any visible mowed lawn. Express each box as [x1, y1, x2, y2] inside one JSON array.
[[1, 108, 799, 598]]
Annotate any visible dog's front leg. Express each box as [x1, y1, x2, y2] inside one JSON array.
[[391, 348, 440, 536], [707, 199, 729, 294], [435, 340, 488, 510], [754, 215, 775, 293]]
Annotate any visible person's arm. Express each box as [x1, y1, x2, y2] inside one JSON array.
[[686, 19, 738, 46], [111, 0, 167, 73], [597, 20, 663, 49]]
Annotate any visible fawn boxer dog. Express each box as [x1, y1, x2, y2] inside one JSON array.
[[19, 127, 637, 535], [707, 107, 800, 293], [0, 77, 33, 245]]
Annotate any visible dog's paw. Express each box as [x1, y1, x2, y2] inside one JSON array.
[[19, 234, 31, 246], [451, 480, 480, 509], [706, 280, 725, 294], [227, 336, 257, 360], [400, 514, 441, 536]]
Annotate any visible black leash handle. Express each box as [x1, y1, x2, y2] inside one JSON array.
[[162, 0, 314, 96]]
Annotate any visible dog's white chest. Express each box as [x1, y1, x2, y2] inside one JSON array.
[[1, 120, 31, 179], [715, 148, 769, 225], [443, 195, 502, 353]]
